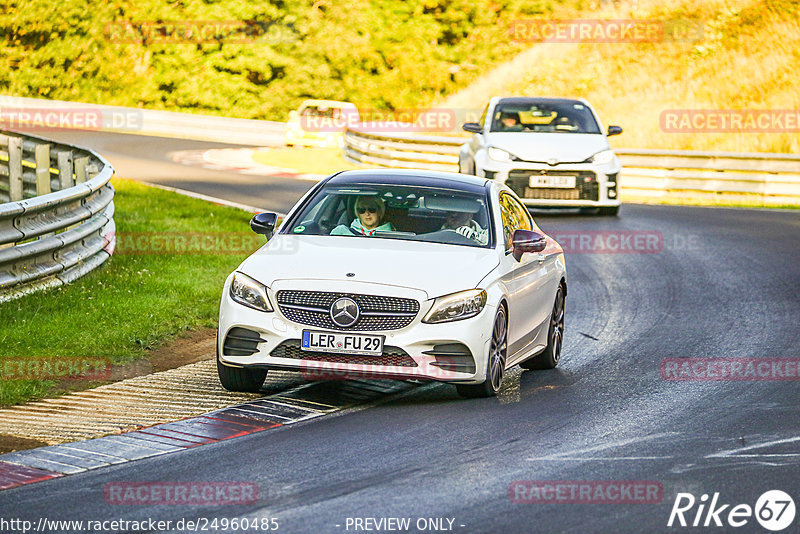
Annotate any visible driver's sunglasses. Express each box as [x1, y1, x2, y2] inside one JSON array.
[[357, 206, 378, 214]]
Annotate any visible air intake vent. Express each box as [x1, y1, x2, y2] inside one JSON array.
[[223, 327, 265, 357]]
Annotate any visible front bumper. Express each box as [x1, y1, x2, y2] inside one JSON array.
[[284, 128, 344, 148], [477, 158, 622, 208], [218, 278, 495, 385]]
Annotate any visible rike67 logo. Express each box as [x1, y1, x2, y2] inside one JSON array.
[[668, 490, 796, 531]]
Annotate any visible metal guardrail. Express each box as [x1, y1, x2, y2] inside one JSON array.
[[0, 130, 115, 302], [344, 127, 800, 205]]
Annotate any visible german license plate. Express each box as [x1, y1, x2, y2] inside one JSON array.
[[301, 331, 384, 356], [529, 174, 576, 188]]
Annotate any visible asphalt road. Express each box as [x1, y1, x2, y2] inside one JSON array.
[[1, 132, 799, 533], [40, 129, 311, 214]]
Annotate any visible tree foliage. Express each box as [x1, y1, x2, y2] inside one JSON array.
[[0, 0, 578, 119]]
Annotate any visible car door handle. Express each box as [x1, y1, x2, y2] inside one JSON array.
[[536, 253, 545, 264]]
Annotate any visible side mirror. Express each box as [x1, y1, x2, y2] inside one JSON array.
[[607, 125, 623, 136], [288, 110, 299, 120], [462, 122, 482, 134], [512, 229, 546, 261], [250, 212, 278, 239]]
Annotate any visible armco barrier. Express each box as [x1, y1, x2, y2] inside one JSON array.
[[0, 130, 115, 302], [344, 127, 800, 205]]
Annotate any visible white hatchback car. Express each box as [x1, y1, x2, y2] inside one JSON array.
[[459, 97, 623, 215], [217, 170, 566, 398]]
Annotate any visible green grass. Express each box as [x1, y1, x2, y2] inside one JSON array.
[[0, 178, 260, 407]]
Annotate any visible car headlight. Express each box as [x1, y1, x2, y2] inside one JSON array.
[[229, 272, 273, 312], [487, 147, 513, 162], [423, 289, 487, 324], [590, 149, 616, 165]]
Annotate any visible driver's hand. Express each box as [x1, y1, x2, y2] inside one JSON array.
[[455, 225, 488, 245]]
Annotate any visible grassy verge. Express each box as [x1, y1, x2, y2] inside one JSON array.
[[0, 178, 260, 407], [621, 195, 800, 209], [252, 147, 359, 175], [440, 0, 800, 154]]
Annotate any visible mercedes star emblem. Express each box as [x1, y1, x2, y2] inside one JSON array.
[[330, 297, 359, 328]]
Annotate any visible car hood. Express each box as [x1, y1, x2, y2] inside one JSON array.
[[237, 235, 500, 300], [485, 132, 610, 163]]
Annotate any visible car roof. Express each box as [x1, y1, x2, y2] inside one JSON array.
[[326, 169, 490, 192], [496, 97, 587, 106]]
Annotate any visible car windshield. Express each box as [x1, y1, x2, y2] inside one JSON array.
[[282, 183, 493, 248], [301, 106, 340, 118], [490, 101, 601, 134]]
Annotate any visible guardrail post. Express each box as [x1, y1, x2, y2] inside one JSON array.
[[8, 137, 23, 202], [74, 156, 88, 184], [57, 150, 74, 190], [34, 143, 51, 195]]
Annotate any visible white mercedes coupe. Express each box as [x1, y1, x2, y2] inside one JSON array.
[[217, 170, 566, 398]]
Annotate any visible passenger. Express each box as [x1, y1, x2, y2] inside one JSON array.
[[553, 115, 578, 131], [441, 210, 489, 245], [331, 196, 394, 236]]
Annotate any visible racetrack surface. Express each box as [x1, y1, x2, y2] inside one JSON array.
[[39, 129, 309, 214], [2, 132, 798, 533]]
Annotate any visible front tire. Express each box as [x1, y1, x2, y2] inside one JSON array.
[[521, 285, 565, 370], [598, 206, 619, 216], [456, 307, 507, 398], [216, 344, 267, 393]]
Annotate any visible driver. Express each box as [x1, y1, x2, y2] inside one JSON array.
[[331, 196, 394, 236], [499, 111, 523, 131], [441, 210, 489, 245]]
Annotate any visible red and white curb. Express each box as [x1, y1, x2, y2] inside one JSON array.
[[169, 149, 322, 181], [0, 378, 416, 492]]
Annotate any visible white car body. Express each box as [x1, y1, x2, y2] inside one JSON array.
[[285, 99, 359, 148], [217, 170, 566, 397], [459, 97, 622, 214]]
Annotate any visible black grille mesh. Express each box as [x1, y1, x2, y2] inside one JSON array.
[[507, 170, 599, 201], [270, 340, 418, 367]]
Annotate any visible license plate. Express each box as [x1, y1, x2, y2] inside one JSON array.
[[301, 331, 384, 356], [529, 174, 576, 188]]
